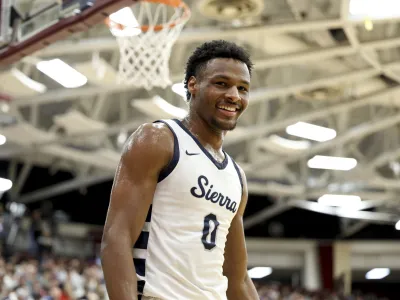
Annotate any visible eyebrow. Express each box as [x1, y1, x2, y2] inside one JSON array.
[[212, 74, 250, 86]]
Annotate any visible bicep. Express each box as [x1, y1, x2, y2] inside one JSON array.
[[223, 213, 248, 279], [104, 161, 157, 246], [103, 124, 173, 246]]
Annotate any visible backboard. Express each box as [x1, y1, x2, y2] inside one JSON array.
[[0, 0, 138, 66], [1, 0, 61, 50], [0, 0, 12, 46]]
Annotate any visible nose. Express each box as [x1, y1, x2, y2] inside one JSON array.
[[225, 86, 240, 102]]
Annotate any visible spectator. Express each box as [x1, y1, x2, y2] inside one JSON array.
[[29, 210, 53, 261], [0, 253, 387, 300]]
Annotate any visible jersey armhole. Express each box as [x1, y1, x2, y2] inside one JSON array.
[[231, 157, 244, 195], [154, 120, 180, 183]]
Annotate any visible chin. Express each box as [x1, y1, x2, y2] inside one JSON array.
[[211, 118, 237, 131]]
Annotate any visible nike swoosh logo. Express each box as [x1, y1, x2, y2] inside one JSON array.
[[186, 150, 200, 156]]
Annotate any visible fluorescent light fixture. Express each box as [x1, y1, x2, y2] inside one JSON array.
[[109, 7, 141, 37], [153, 95, 188, 118], [266, 134, 310, 151], [395, 220, 400, 230], [0, 134, 6, 145], [308, 155, 357, 171], [11, 68, 47, 93], [248, 267, 272, 279], [364, 19, 374, 31], [117, 131, 128, 146], [349, 0, 400, 20], [318, 194, 362, 208], [389, 161, 400, 176], [36, 59, 88, 88], [0, 178, 12, 192], [171, 83, 187, 99], [365, 268, 390, 280], [0, 103, 9, 113], [286, 122, 336, 142], [8, 202, 26, 217]]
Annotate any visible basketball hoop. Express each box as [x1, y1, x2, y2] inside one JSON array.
[[105, 0, 191, 90]]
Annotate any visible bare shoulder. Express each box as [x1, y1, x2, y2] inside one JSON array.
[[131, 121, 172, 144], [121, 122, 174, 171], [125, 122, 173, 152]]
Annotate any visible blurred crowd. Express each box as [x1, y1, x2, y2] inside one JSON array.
[[0, 253, 388, 300], [254, 281, 387, 300], [1, 254, 107, 300]]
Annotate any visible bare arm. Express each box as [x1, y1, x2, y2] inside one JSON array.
[[223, 167, 259, 300], [101, 123, 174, 300]]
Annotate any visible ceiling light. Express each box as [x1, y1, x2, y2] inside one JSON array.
[[117, 131, 128, 147], [248, 267, 272, 279], [286, 122, 336, 142], [171, 82, 187, 99], [364, 18, 374, 31], [36, 59, 88, 88], [395, 220, 400, 230], [0, 103, 9, 113], [0, 134, 6, 145], [349, 0, 400, 20], [268, 134, 310, 150], [8, 202, 26, 217], [109, 7, 141, 37], [308, 155, 357, 171], [0, 178, 12, 192], [365, 268, 390, 280], [318, 194, 362, 208], [153, 95, 187, 118], [11, 68, 47, 93]]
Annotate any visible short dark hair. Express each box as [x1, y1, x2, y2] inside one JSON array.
[[183, 40, 253, 100]]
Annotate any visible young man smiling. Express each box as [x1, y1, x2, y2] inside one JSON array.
[[101, 40, 259, 300]]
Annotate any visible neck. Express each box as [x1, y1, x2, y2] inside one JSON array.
[[182, 112, 225, 151]]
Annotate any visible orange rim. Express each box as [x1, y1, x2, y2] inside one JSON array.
[[105, 0, 191, 33], [144, 0, 183, 8]]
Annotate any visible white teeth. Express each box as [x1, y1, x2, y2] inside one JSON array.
[[218, 105, 236, 112]]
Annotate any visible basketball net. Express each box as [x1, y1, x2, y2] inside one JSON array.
[[105, 0, 191, 90]]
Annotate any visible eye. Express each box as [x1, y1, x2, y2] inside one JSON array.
[[238, 86, 248, 92], [215, 82, 227, 87]]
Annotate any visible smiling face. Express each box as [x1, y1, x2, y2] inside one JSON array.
[[188, 58, 251, 131]]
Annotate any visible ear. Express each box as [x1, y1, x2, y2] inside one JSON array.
[[187, 76, 197, 99]]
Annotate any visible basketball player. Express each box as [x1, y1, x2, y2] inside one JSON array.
[[101, 40, 259, 300]]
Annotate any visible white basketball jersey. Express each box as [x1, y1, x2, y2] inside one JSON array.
[[134, 119, 243, 300]]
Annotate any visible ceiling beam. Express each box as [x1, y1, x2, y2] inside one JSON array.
[[340, 221, 370, 238], [247, 180, 394, 200], [34, 19, 344, 57], [340, 0, 400, 85], [29, 36, 400, 75], [243, 203, 291, 229], [249, 111, 400, 172], [17, 173, 113, 204], [225, 85, 400, 146], [370, 148, 400, 168], [289, 199, 398, 224], [33, 15, 400, 58], [4, 119, 144, 159]]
